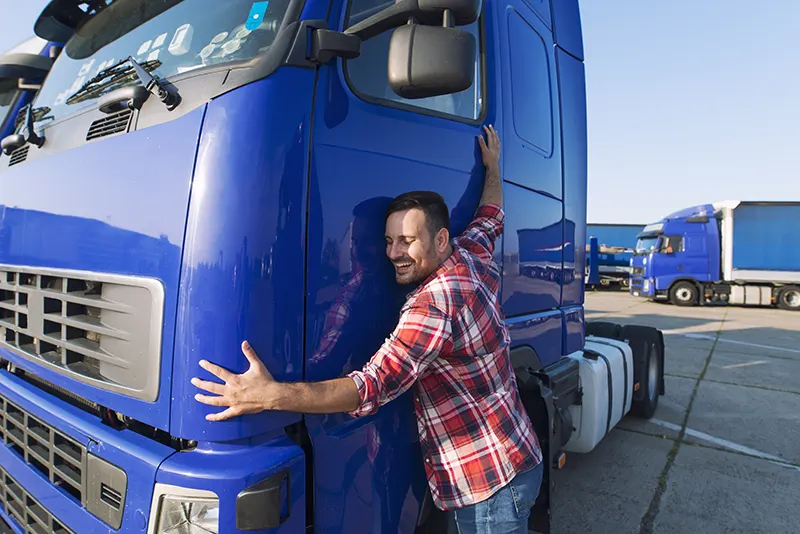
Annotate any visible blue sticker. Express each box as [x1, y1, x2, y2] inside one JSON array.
[[246, 1, 269, 31]]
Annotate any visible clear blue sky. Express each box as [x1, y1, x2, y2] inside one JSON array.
[[2, 1, 799, 225]]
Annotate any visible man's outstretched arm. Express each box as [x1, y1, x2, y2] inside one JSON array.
[[478, 124, 502, 207], [192, 342, 361, 420]]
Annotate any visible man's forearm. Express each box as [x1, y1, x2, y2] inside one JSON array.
[[269, 377, 361, 414], [480, 164, 502, 207]]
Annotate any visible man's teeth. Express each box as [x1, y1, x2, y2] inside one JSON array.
[[396, 263, 412, 268]]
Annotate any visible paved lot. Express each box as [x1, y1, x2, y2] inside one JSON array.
[[552, 291, 800, 534]]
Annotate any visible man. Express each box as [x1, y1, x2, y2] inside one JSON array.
[[192, 125, 543, 533]]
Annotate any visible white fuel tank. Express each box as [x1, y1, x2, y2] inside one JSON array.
[[563, 337, 634, 454]]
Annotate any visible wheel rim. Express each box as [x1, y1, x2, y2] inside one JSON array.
[[676, 287, 693, 302], [648, 344, 659, 403], [785, 290, 800, 308]]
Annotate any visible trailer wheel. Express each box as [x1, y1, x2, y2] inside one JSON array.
[[777, 286, 800, 311], [669, 281, 697, 307], [620, 325, 664, 419]]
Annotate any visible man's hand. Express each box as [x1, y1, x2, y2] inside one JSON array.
[[478, 124, 501, 171], [192, 341, 277, 421], [477, 124, 502, 207]]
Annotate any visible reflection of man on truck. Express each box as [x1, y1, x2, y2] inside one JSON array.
[[193, 126, 545, 532]]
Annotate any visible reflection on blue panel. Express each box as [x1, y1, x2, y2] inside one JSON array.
[[172, 72, 313, 442], [558, 48, 588, 308], [507, 310, 562, 367], [562, 305, 584, 356], [502, 184, 562, 316]]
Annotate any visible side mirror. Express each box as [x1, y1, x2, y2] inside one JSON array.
[[388, 24, 476, 99]]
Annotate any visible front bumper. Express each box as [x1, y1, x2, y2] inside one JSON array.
[[0, 369, 305, 533], [630, 277, 655, 297]]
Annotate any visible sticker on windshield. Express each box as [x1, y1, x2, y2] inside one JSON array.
[[199, 44, 217, 61], [211, 32, 229, 44], [153, 32, 168, 49], [78, 59, 96, 77], [137, 40, 152, 56], [169, 24, 194, 56], [147, 49, 160, 62], [246, 2, 269, 31], [222, 39, 242, 55]]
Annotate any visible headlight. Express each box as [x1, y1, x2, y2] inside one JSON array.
[[149, 484, 219, 534], [643, 280, 651, 291]]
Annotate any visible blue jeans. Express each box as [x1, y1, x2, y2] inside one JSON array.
[[453, 461, 543, 534]]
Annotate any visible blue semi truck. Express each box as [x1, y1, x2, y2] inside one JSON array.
[[0, 1, 665, 533], [585, 223, 642, 288], [631, 201, 800, 311]]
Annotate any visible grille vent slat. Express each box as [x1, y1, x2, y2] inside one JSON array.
[[86, 109, 132, 141], [0, 266, 163, 401], [0, 464, 76, 534], [8, 146, 29, 167]]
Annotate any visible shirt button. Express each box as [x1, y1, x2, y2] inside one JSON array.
[[425, 459, 430, 463]]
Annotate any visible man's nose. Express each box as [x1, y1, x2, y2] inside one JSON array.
[[387, 243, 402, 260]]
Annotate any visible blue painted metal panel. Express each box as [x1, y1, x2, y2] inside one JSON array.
[[507, 310, 562, 367], [562, 305, 584, 356], [732, 203, 800, 272], [0, 106, 204, 432], [172, 71, 314, 442], [0, 370, 174, 533], [501, 5, 563, 199], [523, 0, 551, 28], [503, 184, 562, 315], [557, 48, 587, 307], [552, 0, 584, 60]]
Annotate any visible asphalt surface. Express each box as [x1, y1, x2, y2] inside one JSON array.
[[551, 291, 800, 534]]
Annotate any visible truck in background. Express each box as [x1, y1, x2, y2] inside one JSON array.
[[0, 36, 57, 140], [0, 1, 665, 533], [585, 223, 642, 288], [631, 201, 800, 311]]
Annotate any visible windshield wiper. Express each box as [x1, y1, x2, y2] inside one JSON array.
[[66, 56, 179, 110]]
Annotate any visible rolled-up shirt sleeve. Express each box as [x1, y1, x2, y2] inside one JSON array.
[[347, 301, 452, 418], [455, 203, 504, 257]]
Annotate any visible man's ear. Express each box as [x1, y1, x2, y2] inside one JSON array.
[[436, 228, 450, 253]]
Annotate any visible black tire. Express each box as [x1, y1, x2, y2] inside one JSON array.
[[777, 286, 800, 311], [620, 325, 664, 419], [669, 281, 698, 307]]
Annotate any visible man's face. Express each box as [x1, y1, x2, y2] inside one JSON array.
[[385, 208, 441, 285]]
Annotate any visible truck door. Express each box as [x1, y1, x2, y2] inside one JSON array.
[[306, 0, 490, 531]]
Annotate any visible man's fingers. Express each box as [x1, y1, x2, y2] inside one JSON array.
[[191, 377, 225, 395], [478, 135, 487, 150], [206, 407, 239, 422], [194, 393, 227, 407], [199, 359, 234, 382], [241, 341, 264, 368]]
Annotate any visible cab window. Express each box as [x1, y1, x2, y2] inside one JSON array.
[[345, 0, 483, 120]]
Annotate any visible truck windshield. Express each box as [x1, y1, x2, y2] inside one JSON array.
[[635, 237, 659, 255], [32, 0, 292, 122]]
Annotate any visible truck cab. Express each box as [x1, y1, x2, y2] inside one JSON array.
[[630, 206, 719, 301], [0, 0, 665, 532]]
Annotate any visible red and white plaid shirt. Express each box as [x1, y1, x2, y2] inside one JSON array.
[[347, 203, 542, 511]]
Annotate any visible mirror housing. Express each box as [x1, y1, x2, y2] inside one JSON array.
[[0, 53, 53, 83], [388, 24, 476, 99]]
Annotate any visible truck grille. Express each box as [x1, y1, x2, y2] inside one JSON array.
[[0, 266, 164, 402], [631, 267, 646, 277], [0, 465, 75, 534], [0, 393, 86, 504]]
